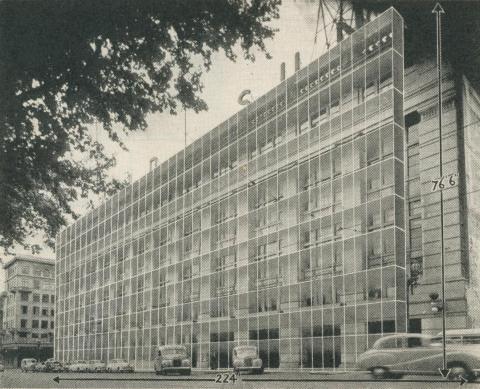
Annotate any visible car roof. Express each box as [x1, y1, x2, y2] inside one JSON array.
[[373, 333, 432, 345], [436, 328, 480, 336], [377, 333, 432, 340]]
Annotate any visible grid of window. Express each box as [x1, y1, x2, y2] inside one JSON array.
[[55, 9, 406, 370]]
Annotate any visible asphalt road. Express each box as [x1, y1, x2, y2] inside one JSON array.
[[0, 369, 477, 389]]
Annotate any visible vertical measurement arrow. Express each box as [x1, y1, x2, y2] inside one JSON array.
[[432, 2, 450, 380]]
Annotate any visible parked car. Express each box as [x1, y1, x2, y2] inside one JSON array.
[[0, 362, 4, 372], [21, 358, 37, 372], [68, 360, 89, 372], [34, 361, 47, 372], [88, 360, 106, 373], [44, 358, 64, 373], [154, 345, 191, 375], [432, 328, 480, 345], [106, 359, 134, 373], [232, 346, 263, 374], [357, 333, 480, 380]]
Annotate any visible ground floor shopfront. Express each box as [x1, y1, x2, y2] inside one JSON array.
[[0, 343, 53, 368]]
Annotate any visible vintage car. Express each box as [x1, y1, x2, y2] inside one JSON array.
[[356, 333, 480, 380], [44, 358, 64, 372], [432, 328, 480, 345], [87, 360, 106, 373], [21, 358, 37, 372], [33, 361, 47, 372], [106, 359, 134, 373], [67, 360, 89, 372], [232, 346, 263, 374], [154, 345, 191, 375]]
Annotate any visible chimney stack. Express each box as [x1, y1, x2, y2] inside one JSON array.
[[280, 62, 286, 82], [295, 52, 301, 72]]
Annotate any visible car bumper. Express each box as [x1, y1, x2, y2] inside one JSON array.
[[160, 366, 190, 372], [235, 366, 263, 371]]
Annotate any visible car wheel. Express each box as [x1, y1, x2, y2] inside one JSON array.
[[371, 366, 389, 379], [448, 364, 472, 381]]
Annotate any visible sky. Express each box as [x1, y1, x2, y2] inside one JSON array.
[[1, 0, 341, 289]]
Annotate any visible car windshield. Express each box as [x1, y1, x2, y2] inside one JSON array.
[[112, 359, 126, 363], [236, 347, 257, 358], [161, 347, 187, 357]]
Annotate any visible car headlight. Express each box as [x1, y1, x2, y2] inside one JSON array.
[[162, 360, 172, 367], [182, 359, 191, 367], [253, 359, 262, 367]]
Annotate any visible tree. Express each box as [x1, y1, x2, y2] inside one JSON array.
[[0, 0, 280, 253]]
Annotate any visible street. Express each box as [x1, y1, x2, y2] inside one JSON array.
[[0, 370, 477, 389]]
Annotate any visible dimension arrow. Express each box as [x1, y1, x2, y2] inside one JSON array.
[[52, 374, 470, 385], [241, 377, 467, 384], [53, 376, 214, 384], [432, 1, 449, 380]]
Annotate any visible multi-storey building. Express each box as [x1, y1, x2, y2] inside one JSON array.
[[1, 255, 55, 368], [55, 6, 480, 371]]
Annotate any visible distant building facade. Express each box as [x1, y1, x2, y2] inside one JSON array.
[[1, 255, 55, 368], [54, 6, 480, 371]]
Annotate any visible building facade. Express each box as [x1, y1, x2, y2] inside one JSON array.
[[55, 6, 480, 371], [1, 255, 55, 368]]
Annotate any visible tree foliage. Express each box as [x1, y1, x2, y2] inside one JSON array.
[[0, 0, 280, 253]]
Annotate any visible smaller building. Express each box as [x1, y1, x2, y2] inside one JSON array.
[[0, 255, 55, 368]]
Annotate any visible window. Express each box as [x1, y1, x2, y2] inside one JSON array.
[[20, 319, 27, 328], [32, 333, 39, 339], [32, 320, 39, 328], [33, 280, 41, 289], [41, 321, 48, 329], [20, 292, 29, 301], [42, 294, 49, 303], [22, 266, 30, 275], [42, 309, 48, 316], [33, 294, 40, 303], [21, 306, 28, 314], [33, 306, 39, 315], [50, 310, 54, 316], [50, 321, 54, 329]]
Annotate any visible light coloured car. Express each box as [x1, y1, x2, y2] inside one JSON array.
[[432, 328, 480, 345], [21, 358, 37, 372], [106, 359, 134, 373], [154, 345, 191, 375], [88, 360, 106, 373], [34, 361, 47, 372], [357, 333, 480, 380], [44, 358, 64, 372], [68, 360, 89, 372], [232, 346, 263, 374]]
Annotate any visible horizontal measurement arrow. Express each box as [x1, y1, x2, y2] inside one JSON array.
[[242, 377, 464, 384], [53, 376, 214, 383]]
